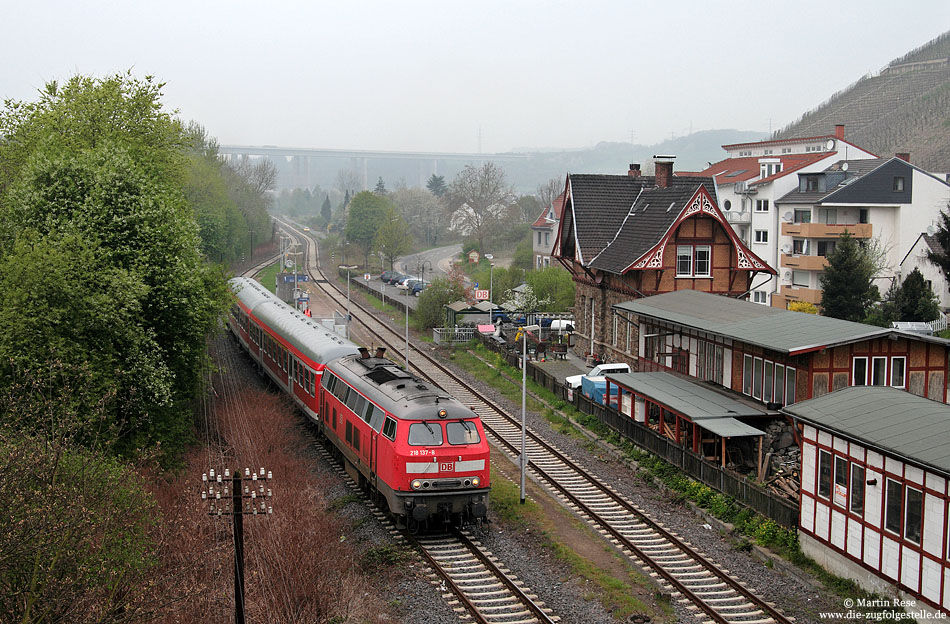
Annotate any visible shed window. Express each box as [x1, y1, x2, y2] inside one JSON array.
[[752, 357, 763, 400], [742, 355, 753, 396], [785, 367, 797, 404], [891, 357, 906, 388], [853, 357, 868, 386], [818, 450, 832, 499], [905, 486, 922, 544], [871, 357, 887, 386], [834, 455, 848, 506], [885, 478, 902, 534], [850, 464, 865, 515]]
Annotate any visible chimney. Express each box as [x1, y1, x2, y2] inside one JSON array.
[[834, 124, 845, 139], [654, 155, 675, 189], [358, 347, 370, 359], [628, 163, 641, 177], [896, 152, 910, 163]]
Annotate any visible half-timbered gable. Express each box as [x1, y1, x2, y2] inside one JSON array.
[[555, 159, 774, 365]]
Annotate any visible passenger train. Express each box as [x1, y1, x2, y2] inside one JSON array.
[[227, 277, 490, 528]]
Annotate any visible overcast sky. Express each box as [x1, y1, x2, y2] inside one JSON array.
[[3, 1, 948, 153]]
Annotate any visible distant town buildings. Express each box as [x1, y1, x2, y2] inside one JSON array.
[[531, 191, 566, 270]]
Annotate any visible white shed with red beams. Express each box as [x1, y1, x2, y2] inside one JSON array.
[[784, 386, 950, 616]]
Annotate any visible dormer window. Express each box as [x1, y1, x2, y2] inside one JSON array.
[[805, 177, 820, 192]]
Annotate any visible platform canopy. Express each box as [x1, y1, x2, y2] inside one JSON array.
[[606, 371, 765, 437]]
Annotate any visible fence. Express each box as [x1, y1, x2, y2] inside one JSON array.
[[433, 327, 476, 345], [474, 333, 800, 528], [928, 314, 948, 333]]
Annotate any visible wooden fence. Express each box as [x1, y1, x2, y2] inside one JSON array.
[[475, 333, 800, 528]]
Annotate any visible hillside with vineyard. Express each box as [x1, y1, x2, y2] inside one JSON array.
[[772, 31, 950, 172]]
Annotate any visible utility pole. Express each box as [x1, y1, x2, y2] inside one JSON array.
[[202, 467, 274, 624]]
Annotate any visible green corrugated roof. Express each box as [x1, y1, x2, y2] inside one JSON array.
[[614, 290, 891, 354], [606, 372, 765, 437], [783, 387, 950, 475]]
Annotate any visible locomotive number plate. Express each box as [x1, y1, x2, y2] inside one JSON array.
[[439, 462, 454, 472]]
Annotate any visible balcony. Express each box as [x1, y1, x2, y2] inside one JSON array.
[[724, 210, 752, 224], [781, 254, 829, 271], [773, 285, 823, 307], [781, 222, 872, 239]]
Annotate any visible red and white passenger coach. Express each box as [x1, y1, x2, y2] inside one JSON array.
[[228, 277, 490, 528]]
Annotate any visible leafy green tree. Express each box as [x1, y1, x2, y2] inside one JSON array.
[[525, 266, 575, 311], [345, 191, 390, 267], [883, 268, 940, 323], [375, 206, 412, 271], [391, 187, 445, 246], [926, 206, 950, 282], [512, 235, 535, 271], [416, 267, 469, 329], [1, 147, 228, 456], [321, 193, 332, 224], [819, 232, 880, 322], [426, 174, 447, 197], [0, 73, 186, 194], [374, 176, 388, 195]]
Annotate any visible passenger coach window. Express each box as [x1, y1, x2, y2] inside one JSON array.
[[408, 422, 443, 446], [447, 421, 481, 445]]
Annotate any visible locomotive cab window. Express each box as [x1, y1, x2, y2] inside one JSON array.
[[447, 421, 481, 445], [408, 422, 443, 446], [382, 417, 397, 441]]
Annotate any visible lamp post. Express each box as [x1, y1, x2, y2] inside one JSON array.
[[339, 264, 358, 338], [484, 254, 495, 318], [520, 324, 540, 505]]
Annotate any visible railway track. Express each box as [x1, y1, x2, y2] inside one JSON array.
[[266, 223, 795, 624], [243, 232, 556, 624]]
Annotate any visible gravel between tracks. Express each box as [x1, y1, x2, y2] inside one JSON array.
[[428, 340, 848, 624]]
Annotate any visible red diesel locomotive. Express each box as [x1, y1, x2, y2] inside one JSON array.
[[228, 277, 490, 528]]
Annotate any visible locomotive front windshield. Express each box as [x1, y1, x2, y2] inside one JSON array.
[[447, 421, 480, 445], [407, 420, 481, 446], [408, 422, 443, 446]]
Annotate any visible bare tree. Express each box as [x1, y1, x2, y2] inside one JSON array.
[[335, 167, 362, 194], [391, 187, 446, 246], [233, 156, 278, 195], [537, 176, 565, 211], [446, 162, 515, 252]]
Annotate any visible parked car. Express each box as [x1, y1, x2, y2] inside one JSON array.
[[548, 320, 575, 332], [564, 362, 631, 389], [383, 272, 407, 285], [395, 275, 420, 290], [380, 270, 397, 282], [491, 310, 511, 324], [405, 279, 429, 296]]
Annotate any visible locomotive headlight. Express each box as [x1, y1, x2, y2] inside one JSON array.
[[438, 409, 447, 419], [471, 476, 480, 488], [411, 479, 422, 490]]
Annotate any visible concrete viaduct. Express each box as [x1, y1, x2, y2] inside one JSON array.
[[218, 145, 527, 191]]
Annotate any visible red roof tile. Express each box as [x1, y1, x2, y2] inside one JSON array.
[[531, 190, 567, 228], [682, 152, 833, 186]]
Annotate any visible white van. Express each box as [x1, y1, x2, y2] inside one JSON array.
[[564, 362, 631, 389], [548, 320, 575, 332]]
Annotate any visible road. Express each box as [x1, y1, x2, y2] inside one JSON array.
[[393, 243, 462, 282]]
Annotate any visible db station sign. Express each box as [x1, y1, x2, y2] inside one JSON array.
[[474, 289, 489, 300]]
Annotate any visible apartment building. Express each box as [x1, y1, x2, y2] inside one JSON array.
[[773, 156, 950, 309], [685, 125, 877, 305]]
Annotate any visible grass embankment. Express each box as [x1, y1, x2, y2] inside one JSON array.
[[489, 467, 667, 620], [451, 342, 901, 615], [255, 261, 281, 293]]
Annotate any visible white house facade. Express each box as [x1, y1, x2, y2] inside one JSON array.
[[685, 125, 877, 306], [773, 157, 950, 309]]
